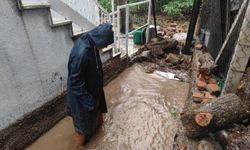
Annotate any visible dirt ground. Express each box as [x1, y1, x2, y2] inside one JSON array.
[[26, 64, 189, 150]]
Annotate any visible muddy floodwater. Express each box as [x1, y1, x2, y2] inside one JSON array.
[[26, 64, 189, 150]]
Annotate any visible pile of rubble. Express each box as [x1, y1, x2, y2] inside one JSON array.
[[237, 67, 250, 100], [192, 53, 221, 103], [130, 38, 192, 82], [176, 48, 250, 150], [156, 15, 189, 39]]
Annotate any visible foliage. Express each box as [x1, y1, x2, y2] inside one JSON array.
[[163, 0, 193, 18], [98, 0, 194, 18], [170, 108, 179, 119], [98, 0, 112, 12]]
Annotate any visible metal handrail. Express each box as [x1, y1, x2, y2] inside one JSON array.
[[93, 0, 109, 14], [118, 0, 150, 9], [116, 0, 152, 56], [92, 0, 152, 57]]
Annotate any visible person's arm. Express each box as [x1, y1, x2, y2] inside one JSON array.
[[68, 54, 94, 111]]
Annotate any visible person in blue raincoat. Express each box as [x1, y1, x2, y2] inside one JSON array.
[[67, 23, 114, 148]]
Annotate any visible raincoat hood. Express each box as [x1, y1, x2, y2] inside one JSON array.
[[86, 23, 114, 48]]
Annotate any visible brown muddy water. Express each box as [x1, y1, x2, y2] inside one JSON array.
[[26, 64, 189, 150]]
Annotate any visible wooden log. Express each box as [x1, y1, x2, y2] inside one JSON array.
[[181, 93, 250, 138]]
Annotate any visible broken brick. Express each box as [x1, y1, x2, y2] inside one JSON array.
[[201, 92, 215, 104], [197, 73, 208, 82], [196, 79, 207, 90], [237, 80, 245, 91], [168, 27, 176, 32], [201, 99, 211, 104], [205, 92, 215, 99], [207, 77, 217, 84], [179, 145, 187, 150], [169, 23, 177, 28], [165, 53, 180, 64], [195, 44, 203, 50], [206, 83, 221, 94], [192, 91, 204, 102]]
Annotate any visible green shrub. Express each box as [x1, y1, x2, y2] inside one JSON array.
[[98, 0, 112, 12], [98, 0, 193, 18], [163, 0, 193, 18]]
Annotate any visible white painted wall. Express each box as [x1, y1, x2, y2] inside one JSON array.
[[0, 0, 73, 130], [59, 0, 100, 25]]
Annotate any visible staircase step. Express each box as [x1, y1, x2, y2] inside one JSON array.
[[102, 45, 114, 53], [50, 9, 72, 27], [72, 23, 86, 37], [18, 0, 50, 10]]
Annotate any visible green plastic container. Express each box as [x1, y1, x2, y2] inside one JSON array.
[[133, 28, 146, 45]]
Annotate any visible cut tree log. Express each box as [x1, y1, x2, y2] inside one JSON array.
[[181, 93, 250, 138]]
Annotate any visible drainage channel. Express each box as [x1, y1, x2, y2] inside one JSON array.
[[26, 64, 189, 150]]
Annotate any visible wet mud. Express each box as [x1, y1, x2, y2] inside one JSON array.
[[26, 64, 189, 150]]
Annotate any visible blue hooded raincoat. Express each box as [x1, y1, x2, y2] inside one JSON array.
[[67, 23, 114, 135]]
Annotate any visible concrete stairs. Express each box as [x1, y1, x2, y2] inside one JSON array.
[[17, 0, 88, 38]]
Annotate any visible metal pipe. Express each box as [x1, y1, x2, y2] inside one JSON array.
[[183, 0, 202, 54], [111, 0, 116, 55], [93, 0, 109, 14], [128, 24, 149, 35], [151, 0, 157, 37], [125, 5, 130, 56], [146, 1, 152, 43], [109, 11, 118, 15], [117, 6, 121, 53], [119, 0, 150, 9], [112, 0, 115, 24]]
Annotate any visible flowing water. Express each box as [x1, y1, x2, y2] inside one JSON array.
[[26, 64, 189, 150]]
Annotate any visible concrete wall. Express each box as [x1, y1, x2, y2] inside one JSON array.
[[0, 0, 73, 130], [0, 0, 114, 131]]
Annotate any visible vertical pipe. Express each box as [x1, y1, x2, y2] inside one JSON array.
[[183, 0, 202, 55], [112, 0, 115, 24], [146, 0, 152, 43], [125, 5, 129, 56], [151, 0, 157, 37], [111, 0, 116, 55], [100, 12, 103, 24], [102, 12, 106, 23], [221, 0, 231, 40], [117, 6, 121, 53]]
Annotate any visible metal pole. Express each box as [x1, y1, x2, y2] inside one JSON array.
[[117, 6, 121, 54], [183, 0, 202, 55], [112, 0, 115, 24], [125, 5, 129, 56], [119, 0, 149, 8], [146, 1, 152, 43], [111, 0, 116, 56], [151, 0, 157, 37]]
